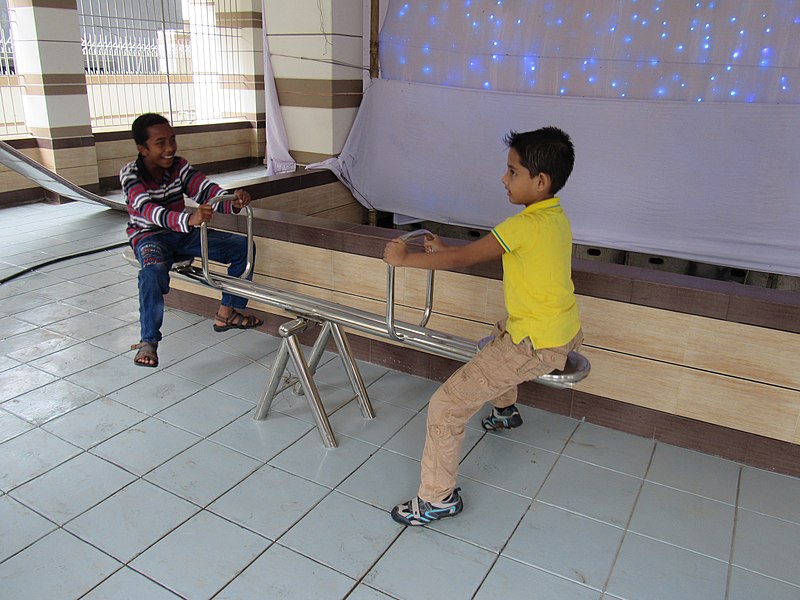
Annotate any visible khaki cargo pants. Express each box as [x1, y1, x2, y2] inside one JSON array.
[[418, 323, 583, 502]]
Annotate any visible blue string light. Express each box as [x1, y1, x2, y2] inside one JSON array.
[[383, 0, 797, 103]]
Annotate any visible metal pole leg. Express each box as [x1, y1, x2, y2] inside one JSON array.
[[285, 333, 338, 449], [329, 322, 374, 420], [253, 338, 291, 420]]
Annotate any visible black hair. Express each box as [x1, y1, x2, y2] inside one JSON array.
[[503, 126, 575, 195], [131, 113, 170, 147]]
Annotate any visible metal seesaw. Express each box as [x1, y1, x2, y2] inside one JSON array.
[[132, 195, 590, 448]]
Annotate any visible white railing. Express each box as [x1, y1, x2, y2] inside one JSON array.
[[0, 25, 25, 136]]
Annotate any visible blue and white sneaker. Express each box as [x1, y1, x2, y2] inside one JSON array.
[[390, 488, 463, 526], [481, 404, 523, 431]]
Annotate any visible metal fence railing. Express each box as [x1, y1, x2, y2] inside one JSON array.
[[78, 0, 244, 128], [1, 14, 26, 137]]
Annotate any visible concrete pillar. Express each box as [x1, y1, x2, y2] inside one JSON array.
[[9, 0, 99, 194], [263, 0, 363, 164]]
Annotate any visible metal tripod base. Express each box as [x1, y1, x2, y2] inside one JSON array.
[[253, 317, 375, 448]]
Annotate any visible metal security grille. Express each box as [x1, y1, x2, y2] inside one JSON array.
[[78, 0, 244, 128], [0, 2, 25, 136]]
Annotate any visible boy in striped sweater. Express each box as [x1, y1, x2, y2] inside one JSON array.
[[121, 113, 262, 367]]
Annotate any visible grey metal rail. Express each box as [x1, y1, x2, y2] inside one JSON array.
[[190, 201, 589, 385], [0, 139, 126, 211], [135, 196, 590, 446]]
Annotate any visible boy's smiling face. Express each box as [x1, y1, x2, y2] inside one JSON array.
[[137, 123, 177, 175], [501, 147, 552, 207]]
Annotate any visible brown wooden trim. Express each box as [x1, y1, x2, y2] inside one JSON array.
[[29, 125, 93, 139], [9, 0, 76, 8], [290, 150, 336, 165], [35, 136, 96, 150], [0, 186, 46, 208], [165, 283, 800, 478], [216, 11, 262, 28], [275, 78, 363, 109]]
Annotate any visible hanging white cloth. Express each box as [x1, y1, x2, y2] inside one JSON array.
[[261, 9, 295, 176], [312, 78, 800, 277]]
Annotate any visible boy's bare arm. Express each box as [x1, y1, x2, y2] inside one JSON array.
[[384, 233, 503, 269]]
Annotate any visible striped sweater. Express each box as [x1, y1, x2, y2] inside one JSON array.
[[120, 155, 235, 248]]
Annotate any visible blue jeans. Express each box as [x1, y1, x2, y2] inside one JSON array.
[[134, 229, 254, 343]]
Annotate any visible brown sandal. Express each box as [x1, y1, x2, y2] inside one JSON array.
[[213, 310, 263, 332], [131, 341, 158, 367]]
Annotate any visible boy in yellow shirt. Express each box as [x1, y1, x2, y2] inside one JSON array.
[[383, 126, 583, 526]]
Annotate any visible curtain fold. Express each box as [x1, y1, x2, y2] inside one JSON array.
[[261, 8, 295, 176]]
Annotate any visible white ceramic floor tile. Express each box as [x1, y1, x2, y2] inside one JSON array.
[[2, 379, 99, 425], [727, 567, 800, 600], [44, 311, 128, 340], [563, 421, 655, 477], [732, 508, 800, 586], [0, 529, 120, 600], [0, 364, 58, 403], [164, 343, 253, 386], [209, 409, 313, 462], [504, 501, 624, 590], [42, 398, 146, 449], [66, 479, 198, 562], [64, 355, 153, 396], [82, 567, 183, 600], [218, 327, 282, 362], [475, 556, 602, 600], [338, 447, 423, 511], [329, 397, 417, 447], [537, 456, 643, 527], [0, 355, 21, 373], [0, 315, 38, 337], [346, 585, 396, 600], [155, 387, 254, 437], [144, 439, 261, 505], [215, 543, 356, 600], [739, 466, 800, 524], [280, 491, 401, 578], [458, 433, 560, 498], [61, 288, 130, 311], [365, 527, 496, 600], [427, 477, 532, 552], [0, 494, 57, 562], [365, 369, 439, 412], [130, 510, 269, 599], [91, 417, 201, 476], [28, 341, 116, 378], [10, 452, 135, 524], [313, 356, 389, 390], [15, 301, 87, 327], [483, 403, 579, 453], [108, 371, 205, 415], [270, 380, 358, 423], [209, 464, 330, 539], [628, 482, 735, 560], [268, 428, 377, 488], [5, 328, 79, 362], [606, 533, 728, 600], [0, 428, 81, 492], [0, 408, 34, 442], [211, 359, 274, 403], [646, 443, 740, 504]]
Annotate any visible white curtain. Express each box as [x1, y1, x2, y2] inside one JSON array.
[[312, 0, 800, 276], [262, 8, 295, 175]]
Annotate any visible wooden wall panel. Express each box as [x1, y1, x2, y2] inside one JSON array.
[[170, 235, 800, 445]]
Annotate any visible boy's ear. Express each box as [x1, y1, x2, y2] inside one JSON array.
[[135, 143, 147, 155], [536, 172, 552, 191]]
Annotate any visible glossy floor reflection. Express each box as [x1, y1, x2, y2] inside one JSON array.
[[2, 199, 800, 600]]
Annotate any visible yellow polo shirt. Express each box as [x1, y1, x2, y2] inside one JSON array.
[[491, 197, 581, 348]]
